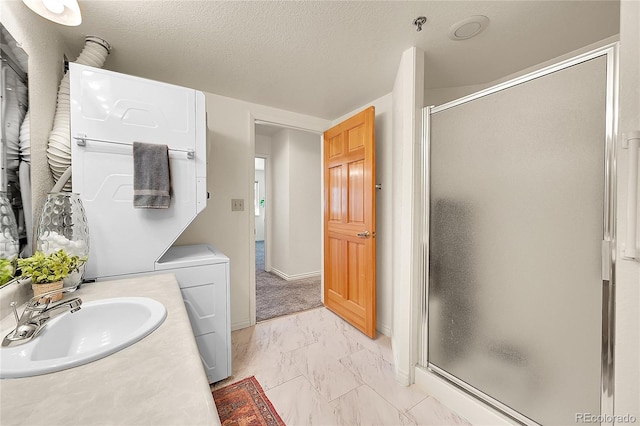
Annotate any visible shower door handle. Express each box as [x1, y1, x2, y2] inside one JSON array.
[[357, 231, 371, 238], [623, 131, 640, 260]]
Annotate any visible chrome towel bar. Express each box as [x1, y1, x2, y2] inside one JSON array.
[[74, 134, 195, 159]]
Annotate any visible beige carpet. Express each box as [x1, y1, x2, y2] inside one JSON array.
[[256, 270, 322, 321]]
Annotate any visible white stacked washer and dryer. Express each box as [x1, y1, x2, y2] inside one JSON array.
[[69, 63, 230, 384]]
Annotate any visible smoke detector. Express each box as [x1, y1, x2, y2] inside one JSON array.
[[448, 15, 490, 40]]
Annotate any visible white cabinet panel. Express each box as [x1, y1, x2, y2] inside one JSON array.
[[173, 264, 226, 289], [195, 332, 230, 384], [181, 282, 228, 337], [148, 247, 231, 384]]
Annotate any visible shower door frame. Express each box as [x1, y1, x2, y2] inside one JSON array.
[[418, 43, 619, 425]]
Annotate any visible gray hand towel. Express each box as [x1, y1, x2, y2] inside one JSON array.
[[133, 142, 171, 209]]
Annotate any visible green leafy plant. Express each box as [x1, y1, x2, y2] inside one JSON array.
[[17, 250, 87, 284], [0, 258, 15, 286]]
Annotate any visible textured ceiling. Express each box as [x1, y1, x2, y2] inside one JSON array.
[[55, 0, 619, 120]]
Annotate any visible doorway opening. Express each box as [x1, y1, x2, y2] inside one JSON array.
[[254, 156, 266, 273], [254, 123, 323, 322]]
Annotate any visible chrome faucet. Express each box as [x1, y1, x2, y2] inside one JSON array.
[[2, 286, 82, 347]]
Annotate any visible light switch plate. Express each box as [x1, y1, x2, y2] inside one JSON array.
[[231, 199, 244, 211]]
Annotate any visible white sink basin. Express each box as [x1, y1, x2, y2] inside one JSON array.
[[0, 297, 166, 379]]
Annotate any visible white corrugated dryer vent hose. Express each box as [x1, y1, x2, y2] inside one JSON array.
[[47, 36, 112, 192]]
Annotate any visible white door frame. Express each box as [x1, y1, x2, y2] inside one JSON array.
[[249, 113, 327, 326]]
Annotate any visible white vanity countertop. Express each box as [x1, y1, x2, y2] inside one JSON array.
[[0, 273, 221, 426]]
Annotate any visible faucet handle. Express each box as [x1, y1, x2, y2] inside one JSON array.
[[28, 285, 80, 310]]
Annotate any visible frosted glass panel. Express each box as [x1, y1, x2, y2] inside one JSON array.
[[428, 56, 607, 425]]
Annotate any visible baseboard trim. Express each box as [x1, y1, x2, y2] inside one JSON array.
[[270, 268, 321, 281], [231, 319, 251, 331], [395, 367, 411, 386], [414, 366, 514, 425], [376, 323, 392, 337]]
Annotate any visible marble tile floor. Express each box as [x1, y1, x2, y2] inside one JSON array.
[[212, 307, 470, 426]]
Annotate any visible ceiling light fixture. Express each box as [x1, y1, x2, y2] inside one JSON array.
[[448, 15, 489, 40], [22, 0, 82, 26]]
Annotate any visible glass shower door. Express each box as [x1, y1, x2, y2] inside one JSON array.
[[428, 55, 608, 425]]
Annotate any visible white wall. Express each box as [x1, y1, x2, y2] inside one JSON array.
[[255, 134, 272, 157], [254, 169, 265, 241], [615, 0, 640, 419], [1, 0, 69, 242], [270, 130, 290, 274], [269, 129, 321, 279], [332, 92, 393, 336], [424, 83, 489, 108], [176, 93, 330, 330], [288, 129, 322, 277], [391, 46, 424, 385]]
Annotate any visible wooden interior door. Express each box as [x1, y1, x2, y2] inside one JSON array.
[[323, 106, 376, 338]]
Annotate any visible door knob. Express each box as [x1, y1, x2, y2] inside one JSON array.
[[357, 231, 371, 238]]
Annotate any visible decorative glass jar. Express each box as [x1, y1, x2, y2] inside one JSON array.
[[36, 192, 89, 287], [0, 192, 19, 286]]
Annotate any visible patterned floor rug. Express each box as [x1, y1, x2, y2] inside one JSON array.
[[212, 376, 285, 426]]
